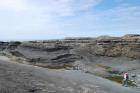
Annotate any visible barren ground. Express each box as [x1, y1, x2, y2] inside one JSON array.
[[0, 56, 139, 93]]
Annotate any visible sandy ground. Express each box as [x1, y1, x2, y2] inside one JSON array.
[[0, 56, 139, 93]]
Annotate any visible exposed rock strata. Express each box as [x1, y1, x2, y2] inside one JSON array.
[[0, 34, 140, 90], [0, 34, 140, 65]]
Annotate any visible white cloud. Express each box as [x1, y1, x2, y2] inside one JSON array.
[[0, 0, 28, 12], [95, 5, 140, 24], [57, 5, 140, 37], [0, 0, 139, 40], [92, 5, 140, 35], [0, 0, 101, 16], [0, 0, 102, 40], [27, 0, 102, 16]]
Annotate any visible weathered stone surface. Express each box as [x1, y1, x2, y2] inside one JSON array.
[[0, 34, 140, 92], [0, 34, 140, 66]]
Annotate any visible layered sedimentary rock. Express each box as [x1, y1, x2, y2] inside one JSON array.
[[0, 34, 140, 66], [1, 34, 140, 91]]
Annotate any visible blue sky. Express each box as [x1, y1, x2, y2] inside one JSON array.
[[0, 0, 140, 40]]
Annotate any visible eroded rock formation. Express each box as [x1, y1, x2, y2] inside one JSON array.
[[0, 34, 140, 65], [0, 34, 140, 90]]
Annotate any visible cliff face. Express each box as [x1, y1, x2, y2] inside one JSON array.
[[0, 34, 140, 66], [0, 41, 21, 51], [1, 34, 140, 88], [89, 40, 140, 59], [19, 34, 140, 58]]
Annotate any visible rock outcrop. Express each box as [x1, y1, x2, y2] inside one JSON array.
[[0, 34, 140, 90], [0, 34, 140, 65]]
